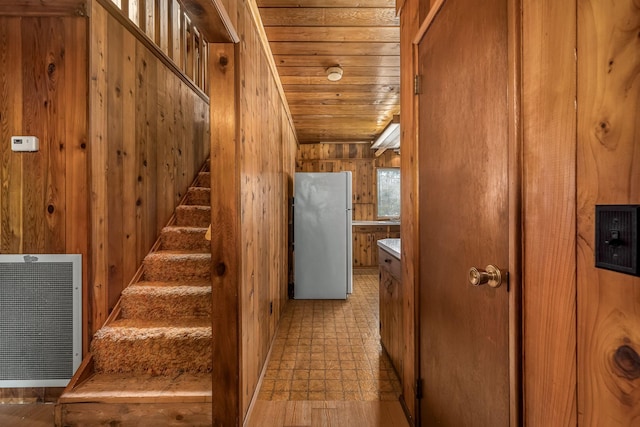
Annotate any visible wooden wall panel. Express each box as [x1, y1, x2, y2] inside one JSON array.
[[0, 15, 88, 401], [20, 20, 53, 254], [90, 1, 110, 339], [522, 0, 577, 424], [399, 0, 419, 420], [121, 35, 138, 285], [209, 42, 239, 427], [577, 0, 640, 424], [220, 0, 238, 34], [0, 386, 62, 404], [90, 0, 210, 334], [106, 14, 125, 310], [282, 110, 297, 304], [0, 1, 86, 16], [0, 18, 25, 254], [138, 42, 159, 258], [231, 0, 298, 420], [63, 17, 90, 350]]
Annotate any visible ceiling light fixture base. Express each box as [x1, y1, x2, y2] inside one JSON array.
[[326, 66, 343, 82]]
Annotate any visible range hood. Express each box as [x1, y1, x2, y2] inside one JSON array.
[[371, 115, 400, 155]]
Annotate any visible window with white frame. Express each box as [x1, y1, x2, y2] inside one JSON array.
[[376, 167, 400, 218]]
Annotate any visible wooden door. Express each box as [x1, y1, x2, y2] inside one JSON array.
[[417, 0, 516, 425]]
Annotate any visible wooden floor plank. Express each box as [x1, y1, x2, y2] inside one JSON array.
[[380, 401, 408, 426], [311, 406, 339, 427], [245, 400, 288, 426], [283, 401, 312, 426], [0, 404, 54, 427], [335, 401, 360, 427], [244, 400, 409, 427]]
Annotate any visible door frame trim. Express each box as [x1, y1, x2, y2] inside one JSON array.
[[413, 0, 445, 45], [507, 0, 523, 425]]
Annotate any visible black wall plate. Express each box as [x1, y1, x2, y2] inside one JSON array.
[[595, 205, 640, 276]]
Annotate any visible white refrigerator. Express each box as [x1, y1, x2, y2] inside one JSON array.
[[294, 171, 353, 299]]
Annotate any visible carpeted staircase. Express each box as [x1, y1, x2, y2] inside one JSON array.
[[56, 166, 214, 426]]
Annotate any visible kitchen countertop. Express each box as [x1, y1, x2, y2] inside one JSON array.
[[352, 220, 400, 226], [377, 238, 401, 260]]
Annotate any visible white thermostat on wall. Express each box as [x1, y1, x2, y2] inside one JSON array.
[[11, 136, 39, 152]]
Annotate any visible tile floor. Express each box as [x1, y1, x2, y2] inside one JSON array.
[[257, 268, 402, 402]]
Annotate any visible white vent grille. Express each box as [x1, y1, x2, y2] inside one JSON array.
[[0, 255, 81, 387]]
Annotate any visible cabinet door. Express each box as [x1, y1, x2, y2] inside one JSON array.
[[379, 268, 392, 350], [390, 276, 403, 378], [353, 231, 369, 267], [374, 228, 400, 262], [372, 229, 386, 268]]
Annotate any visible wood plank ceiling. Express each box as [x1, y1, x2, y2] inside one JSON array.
[[256, 0, 400, 144]]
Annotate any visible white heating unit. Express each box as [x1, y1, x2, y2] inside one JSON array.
[[0, 254, 82, 387]]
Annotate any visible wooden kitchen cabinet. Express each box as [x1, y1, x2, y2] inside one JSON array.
[[378, 245, 403, 380], [353, 225, 400, 267]]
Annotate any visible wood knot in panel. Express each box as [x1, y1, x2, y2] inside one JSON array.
[[595, 119, 616, 148], [614, 344, 640, 380], [599, 121, 610, 132], [215, 262, 226, 277]]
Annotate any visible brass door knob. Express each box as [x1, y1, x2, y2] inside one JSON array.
[[468, 265, 503, 288]]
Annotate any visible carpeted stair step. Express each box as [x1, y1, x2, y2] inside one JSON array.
[[160, 226, 209, 251], [143, 251, 211, 282], [175, 205, 211, 227], [185, 187, 211, 206], [195, 172, 210, 188], [90, 318, 212, 375], [121, 281, 212, 320]]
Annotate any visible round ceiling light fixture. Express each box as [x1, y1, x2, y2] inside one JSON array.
[[326, 66, 343, 82]]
